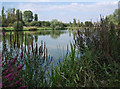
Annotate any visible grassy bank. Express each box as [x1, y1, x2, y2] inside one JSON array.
[[2, 27, 52, 31]]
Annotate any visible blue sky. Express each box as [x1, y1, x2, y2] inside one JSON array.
[[0, 0, 119, 23]]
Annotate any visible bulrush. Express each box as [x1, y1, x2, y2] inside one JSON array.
[[17, 64, 24, 71]]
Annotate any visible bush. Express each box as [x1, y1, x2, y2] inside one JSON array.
[[13, 21, 23, 31], [29, 21, 41, 27], [50, 19, 64, 30]]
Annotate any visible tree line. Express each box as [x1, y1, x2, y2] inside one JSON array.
[[0, 6, 119, 30]]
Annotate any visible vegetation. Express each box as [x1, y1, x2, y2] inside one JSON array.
[[13, 21, 23, 31], [50, 19, 65, 30], [49, 18, 120, 87], [1, 3, 120, 88]]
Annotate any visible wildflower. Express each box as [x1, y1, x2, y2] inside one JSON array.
[[18, 86, 27, 89], [8, 77, 14, 81], [2, 32, 6, 36], [8, 84, 14, 87], [20, 52, 24, 59], [12, 57, 17, 63], [17, 64, 24, 71], [0, 83, 2, 88], [5, 73, 12, 78], [15, 78, 22, 84]]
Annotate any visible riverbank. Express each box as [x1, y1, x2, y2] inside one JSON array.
[[0, 27, 53, 32]]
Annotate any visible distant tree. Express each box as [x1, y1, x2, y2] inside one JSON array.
[[41, 21, 50, 27], [34, 14, 38, 21], [50, 19, 64, 30], [73, 18, 77, 27], [77, 20, 81, 27], [85, 21, 93, 27], [23, 10, 33, 22], [107, 9, 120, 25], [16, 9, 19, 19], [13, 21, 23, 30], [19, 11, 23, 21], [80, 22, 84, 27]]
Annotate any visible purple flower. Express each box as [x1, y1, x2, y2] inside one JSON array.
[[15, 78, 22, 84], [20, 52, 24, 59], [0, 83, 2, 88], [18, 86, 27, 89], [17, 64, 24, 71], [12, 57, 17, 64], [2, 32, 6, 36], [8, 77, 14, 81], [5, 73, 12, 78]]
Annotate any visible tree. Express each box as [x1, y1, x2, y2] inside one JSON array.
[[23, 10, 33, 22], [77, 20, 81, 27], [50, 19, 64, 30], [19, 11, 23, 21], [73, 18, 77, 27], [85, 21, 93, 27], [107, 9, 120, 25], [16, 9, 20, 19], [34, 14, 38, 21], [13, 21, 23, 31]]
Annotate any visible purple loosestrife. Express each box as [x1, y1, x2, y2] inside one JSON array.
[[20, 52, 24, 59], [15, 78, 22, 85], [17, 64, 24, 71], [2, 32, 6, 36], [5, 73, 12, 78], [19, 86, 27, 89], [0, 59, 2, 67], [8, 57, 17, 67]]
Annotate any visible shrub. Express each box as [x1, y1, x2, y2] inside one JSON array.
[[13, 21, 23, 31], [29, 21, 41, 26]]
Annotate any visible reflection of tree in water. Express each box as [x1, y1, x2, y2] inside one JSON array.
[[35, 35, 38, 42], [33, 30, 65, 39], [3, 30, 66, 47]]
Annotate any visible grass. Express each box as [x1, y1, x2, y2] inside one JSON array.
[[48, 19, 120, 87], [2, 27, 52, 31]]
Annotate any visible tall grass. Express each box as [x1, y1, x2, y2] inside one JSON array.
[[49, 18, 120, 87]]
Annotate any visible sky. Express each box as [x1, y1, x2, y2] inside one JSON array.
[[0, 0, 119, 23]]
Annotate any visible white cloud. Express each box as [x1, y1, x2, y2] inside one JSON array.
[[71, 3, 78, 6], [17, 1, 118, 22]]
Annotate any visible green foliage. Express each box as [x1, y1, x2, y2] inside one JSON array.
[[29, 21, 40, 26], [85, 21, 93, 27], [13, 21, 23, 30], [107, 9, 120, 25], [34, 14, 38, 21], [73, 18, 77, 27], [49, 18, 120, 87], [23, 10, 33, 22], [50, 19, 64, 30]]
